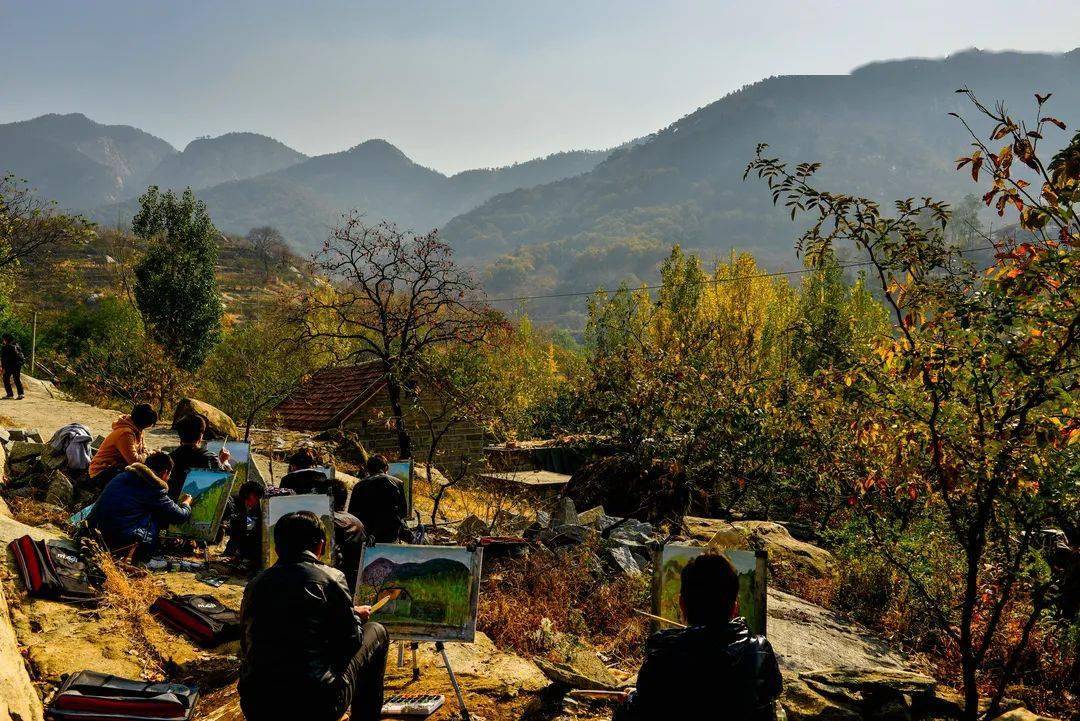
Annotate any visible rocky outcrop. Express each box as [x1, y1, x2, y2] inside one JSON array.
[[0, 502, 46, 721], [782, 669, 936, 721], [685, 517, 838, 580], [417, 632, 548, 698]]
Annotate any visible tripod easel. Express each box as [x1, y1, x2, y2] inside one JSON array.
[[396, 640, 471, 720]]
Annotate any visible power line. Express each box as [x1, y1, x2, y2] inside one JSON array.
[[486, 244, 999, 304]]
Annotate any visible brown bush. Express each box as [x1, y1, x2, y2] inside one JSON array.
[[478, 541, 649, 664]]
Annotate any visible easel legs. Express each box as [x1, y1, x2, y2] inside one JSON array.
[[436, 642, 469, 721]]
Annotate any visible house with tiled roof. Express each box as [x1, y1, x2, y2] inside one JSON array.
[[271, 361, 485, 466]]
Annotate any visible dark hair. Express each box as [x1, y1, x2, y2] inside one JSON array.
[[366, 454, 390, 475], [131, 403, 158, 430], [238, 480, 266, 501], [288, 447, 317, 470], [144, 451, 174, 477], [274, 510, 325, 558], [681, 553, 740, 626], [1, 334, 12, 343], [175, 414, 207, 444]]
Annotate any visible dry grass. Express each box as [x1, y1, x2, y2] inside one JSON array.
[[95, 551, 170, 677], [479, 542, 650, 667], [6, 496, 70, 529]]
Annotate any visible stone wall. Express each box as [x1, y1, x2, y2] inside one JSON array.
[[342, 385, 486, 469]]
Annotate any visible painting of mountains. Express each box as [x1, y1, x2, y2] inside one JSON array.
[[354, 544, 483, 642]]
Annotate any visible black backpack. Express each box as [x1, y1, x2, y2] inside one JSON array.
[[150, 594, 240, 648], [8, 535, 99, 603], [47, 670, 198, 720]]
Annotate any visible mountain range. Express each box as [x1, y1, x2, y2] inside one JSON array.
[[3, 47, 1079, 325]]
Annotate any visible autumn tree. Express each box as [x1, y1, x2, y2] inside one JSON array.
[[292, 216, 499, 458], [747, 90, 1079, 720], [245, 225, 289, 281], [0, 174, 93, 272]]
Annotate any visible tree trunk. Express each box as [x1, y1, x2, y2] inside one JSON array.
[[385, 377, 412, 459]]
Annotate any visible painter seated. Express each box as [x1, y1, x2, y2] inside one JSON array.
[[279, 447, 332, 495], [87, 452, 192, 561], [347, 454, 409, 544], [239, 510, 390, 721], [615, 554, 783, 721], [167, 414, 231, 500], [86, 403, 158, 494]]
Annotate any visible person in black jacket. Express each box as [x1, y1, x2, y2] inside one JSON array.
[[1, 334, 25, 400], [239, 511, 389, 721], [615, 553, 782, 721], [347, 454, 408, 544], [168, 414, 231, 499], [279, 447, 333, 496]]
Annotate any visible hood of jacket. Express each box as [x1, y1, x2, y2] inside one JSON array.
[[647, 617, 749, 655], [112, 415, 143, 437], [125, 463, 169, 490]]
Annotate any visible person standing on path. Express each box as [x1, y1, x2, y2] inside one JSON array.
[[1, 333, 25, 400]]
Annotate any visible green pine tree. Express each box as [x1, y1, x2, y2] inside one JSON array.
[[132, 186, 223, 373]]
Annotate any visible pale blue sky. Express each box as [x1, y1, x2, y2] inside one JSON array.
[[2, 0, 1078, 173]]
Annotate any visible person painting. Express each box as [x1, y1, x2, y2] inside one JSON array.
[[168, 414, 231, 499], [87, 451, 191, 561], [239, 511, 389, 721], [225, 480, 268, 567], [347, 454, 408, 544], [279, 447, 332, 496], [87, 403, 157, 493], [615, 553, 783, 721], [0, 333, 25, 400]]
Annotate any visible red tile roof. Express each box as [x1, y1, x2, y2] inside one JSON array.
[[272, 363, 386, 431]]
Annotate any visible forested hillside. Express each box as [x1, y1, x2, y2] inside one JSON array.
[[444, 48, 1080, 306]]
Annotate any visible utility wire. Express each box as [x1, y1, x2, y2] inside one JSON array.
[[485, 243, 999, 304]]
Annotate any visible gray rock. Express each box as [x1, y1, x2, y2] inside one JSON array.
[[44, 473, 74, 509], [7, 441, 46, 463], [551, 497, 578, 527], [605, 545, 642, 576], [456, 514, 490, 544], [576, 506, 607, 527], [40, 449, 67, 471], [533, 634, 619, 690]]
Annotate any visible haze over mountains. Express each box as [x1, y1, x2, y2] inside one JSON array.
[[3, 47, 1079, 323]]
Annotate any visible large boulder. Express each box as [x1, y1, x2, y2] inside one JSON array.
[[417, 632, 549, 698], [782, 669, 936, 721], [534, 634, 620, 690], [172, 399, 240, 440], [687, 517, 838, 580]]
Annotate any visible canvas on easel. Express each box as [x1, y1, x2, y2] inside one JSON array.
[[261, 493, 334, 569], [353, 544, 483, 642], [205, 440, 256, 487], [651, 544, 768, 636], [163, 469, 237, 543], [387, 460, 415, 518]]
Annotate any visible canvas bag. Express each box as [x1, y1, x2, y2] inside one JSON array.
[[47, 670, 198, 721], [8, 535, 99, 603], [150, 594, 240, 647]]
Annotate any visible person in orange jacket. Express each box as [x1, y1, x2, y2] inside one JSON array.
[[87, 403, 158, 494]]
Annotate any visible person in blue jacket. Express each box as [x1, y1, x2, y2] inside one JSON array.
[[88, 451, 192, 559]]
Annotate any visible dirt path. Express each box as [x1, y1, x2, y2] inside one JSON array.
[[0, 375, 179, 450]]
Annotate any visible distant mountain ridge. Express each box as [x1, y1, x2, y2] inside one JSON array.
[[146, 132, 308, 193], [437, 47, 1080, 317], [91, 139, 611, 249]]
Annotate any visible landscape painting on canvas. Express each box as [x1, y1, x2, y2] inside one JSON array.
[[354, 544, 482, 642], [261, 494, 334, 569], [388, 460, 414, 518], [164, 469, 236, 544], [652, 544, 767, 636], [205, 440, 256, 486]]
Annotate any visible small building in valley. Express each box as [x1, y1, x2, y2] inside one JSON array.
[[271, 362, 486, 466]]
